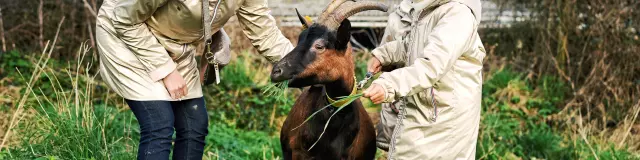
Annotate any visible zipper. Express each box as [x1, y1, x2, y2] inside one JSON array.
[[411, 9, 438, 122], [209, 0, 223, 26]]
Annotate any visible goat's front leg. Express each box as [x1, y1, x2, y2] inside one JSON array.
[[282, 146, 292, 160]]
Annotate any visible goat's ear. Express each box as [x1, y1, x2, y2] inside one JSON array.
[[296, 8, 311, 29], [335, 19, 351, 51]]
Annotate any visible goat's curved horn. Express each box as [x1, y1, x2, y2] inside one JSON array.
[[318, 0, 349, 23], [295, 8, 311, 29], [324, 1, 389, 29]]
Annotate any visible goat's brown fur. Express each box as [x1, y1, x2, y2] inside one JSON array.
[[297, 44, 355, 83], [276, 43, 376, 159]]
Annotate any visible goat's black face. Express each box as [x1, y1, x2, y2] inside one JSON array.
[[270, 20, 352, 88]]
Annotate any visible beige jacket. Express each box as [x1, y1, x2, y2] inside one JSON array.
[[96, 0, 293, 101], [371, 0, 485, 159]]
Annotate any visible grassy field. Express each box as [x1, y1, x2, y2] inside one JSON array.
[[0, 39, 638, 159], [0, 0, 638, 158]]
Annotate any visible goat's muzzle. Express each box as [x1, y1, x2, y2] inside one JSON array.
[[270, 61, 291, 83]]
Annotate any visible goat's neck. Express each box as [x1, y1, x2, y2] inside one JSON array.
[[325, 46, 356, 101], [325, 71, 355, 101]]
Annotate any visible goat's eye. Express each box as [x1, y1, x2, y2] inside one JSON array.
[[314, 44, 325, 50]]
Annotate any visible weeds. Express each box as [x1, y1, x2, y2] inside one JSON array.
[[204, 122, 281, 160], [203, 51, 295, 132], [477, 68, 638, 160], [0, 47, 292, 160], [0, 43, 138, 160]]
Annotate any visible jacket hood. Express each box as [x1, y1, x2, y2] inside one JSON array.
[[399, 0, 482, 24]]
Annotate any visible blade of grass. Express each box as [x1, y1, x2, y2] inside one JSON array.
[[291, 93, 364, 131], [290, 104, 332, 131]]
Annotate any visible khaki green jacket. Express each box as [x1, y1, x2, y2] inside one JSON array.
[[96, 0, 293, 100], [371, 0, 485, 159]]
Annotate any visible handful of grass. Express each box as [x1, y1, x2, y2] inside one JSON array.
[[262, 80, 289, 98]]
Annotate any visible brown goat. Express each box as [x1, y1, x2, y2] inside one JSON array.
[[270, 1, 388, 159]]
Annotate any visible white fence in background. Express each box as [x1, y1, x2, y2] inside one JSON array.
[[268, 0, 530, 28]]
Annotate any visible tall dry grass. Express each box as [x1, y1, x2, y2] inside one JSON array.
[[0, 39, 137, 159], [482, 0, 640, 153]]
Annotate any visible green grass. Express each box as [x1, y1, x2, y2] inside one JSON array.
[[5, 104, 138, 160], [204, 122, 281, 160]]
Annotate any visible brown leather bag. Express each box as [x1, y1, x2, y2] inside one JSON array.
[[199, 0, 229, 86], [199, 29, 231, 86]]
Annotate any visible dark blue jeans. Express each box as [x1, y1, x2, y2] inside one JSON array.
[[126, 97, 209, 160]]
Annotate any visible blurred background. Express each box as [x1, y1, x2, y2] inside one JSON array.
[[0, 0, 639, 159]]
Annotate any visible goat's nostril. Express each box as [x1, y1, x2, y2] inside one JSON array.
[[271, 67, 285, 81], [273, 68, 283, 75]]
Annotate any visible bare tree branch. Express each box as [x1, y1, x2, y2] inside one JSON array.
[[86, 20, 95, 51], [38, 0, 44, 49], [82, 0, 97, 17], [0, 8, 6, 52]]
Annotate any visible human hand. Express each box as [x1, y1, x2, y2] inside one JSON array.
[[163, 70, 188, 100], [367, 57, 382, 74], [363, 83, 385, 104]]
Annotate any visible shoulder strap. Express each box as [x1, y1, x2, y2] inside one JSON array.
[[202, 0, 212, 44]]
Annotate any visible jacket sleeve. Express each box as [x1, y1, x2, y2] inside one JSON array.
[[236, 0, 294, 63], [371, 11, 407, 66], [371, 40, 406, 66], [372, 4, 477, 102], [111, 0, 176, 82]]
